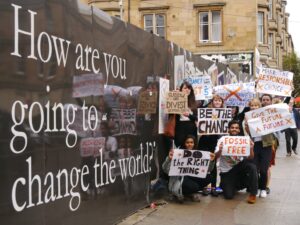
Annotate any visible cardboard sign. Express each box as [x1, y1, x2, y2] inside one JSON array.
[[137, 91, 157, 114], [72, 73, 104, 97], [218, 136, 250, 157], [245, 103, 295, 137], [159, 78, 170, 134], [214, 82, 256, 107], [169, 149, 211, 178], [198, 108, 232, 135], [111, 109, 137, 135], [257, 68, 294, 96], [80, 137, 106, 157], [165, 91, 188, 114], [186, 76, 213, 100]]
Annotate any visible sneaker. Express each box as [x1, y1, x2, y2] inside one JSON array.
[[260, 190, 267, 198], [286, 152, 292, 157], [293, 149, 298, 155], [256, 189, 261, 197], [247, 194, 256, 204], [266, 187, 270, 194]]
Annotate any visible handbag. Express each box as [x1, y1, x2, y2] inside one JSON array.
[[164, 114, 176, 138]]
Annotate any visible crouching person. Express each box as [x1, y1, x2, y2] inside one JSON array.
[[216, 120, 258, 204], [162, 135, 215, 203]]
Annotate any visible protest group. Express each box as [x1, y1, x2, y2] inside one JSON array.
[[159, 67, 300, 205]]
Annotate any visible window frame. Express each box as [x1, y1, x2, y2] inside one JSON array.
[[198, 8, 223, 44], [257, 11, 265, 44], [143, 13, 166, 38]]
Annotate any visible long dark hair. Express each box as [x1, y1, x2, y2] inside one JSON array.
[[179, 81, 196, 110]]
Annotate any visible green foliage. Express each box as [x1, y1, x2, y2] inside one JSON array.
[[283, 52, 300, 96]]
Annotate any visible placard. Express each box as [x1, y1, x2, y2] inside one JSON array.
[[137, 91, 157, 114], [214, 82, 255, 107], [257, 68, 293, 96], [73, 73, 104, 97], [169, 149, 211, 178], [245, 103, 295, 137], [80, 137, 106, 157], [217, 136, 250, 157], [165, 91, 188, 114], [111, 109, 137, 135], [186, 76, 213, 100], [198, 108, 232, 135]]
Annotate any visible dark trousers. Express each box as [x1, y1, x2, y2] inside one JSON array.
[[220, 160, 258, 199], [182, 175, 211, 195], [285, 128, 298, 153], [253, 141, 272, 190]]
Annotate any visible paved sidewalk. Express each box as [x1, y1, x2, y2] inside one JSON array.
[[120, 133, 300, 225]]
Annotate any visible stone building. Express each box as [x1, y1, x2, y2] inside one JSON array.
[[82, 0, 294, 74]]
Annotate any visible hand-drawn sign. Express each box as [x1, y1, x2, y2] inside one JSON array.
[[137, 91, 157, 114], [245, 103, 295, 137], [214, 82, 255, 107], [169, 149, 211, 178], [165, 91, 188, 114], [218, 136, 250, 157], [198, 108, 232, 135]]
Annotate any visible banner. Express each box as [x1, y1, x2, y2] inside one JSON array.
[[214, 82, 256, 107], [217, 136, 250, 157], [186, 76, 213, 100], [245, 103, 295, 137], [80, 137, 106, 157], [257, 68, 294, 96], [169, 149, 211, 178], [111, 109, 137, 135], [165, 91, 188, 114], [73, 73, 104, 97], [159, 78, 170, 133], [198, 108, 232, 135], [137, 91, 157, 114]]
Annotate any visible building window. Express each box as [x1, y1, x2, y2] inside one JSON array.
[[268, 33, 273, 58], [143, 14, 165, 38], [268, 0, 273, 20], [257, 12, 264, 44], [199, 10, 222, 43]]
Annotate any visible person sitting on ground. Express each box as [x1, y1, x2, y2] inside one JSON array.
[[162, 135, 215, 203], [216, 120, 258, 204]]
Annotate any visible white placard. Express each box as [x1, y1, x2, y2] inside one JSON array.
[[245, 103, 295, 137], [169, 149, 211, 178]]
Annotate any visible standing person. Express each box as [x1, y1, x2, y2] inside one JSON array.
[[174, 81, 197, 148], [285, 97, 300, 156], [216, 120, 257, 204], [197, 94, 225, 197], [261, 94, 273, 107], [162, 135, 215, 203], [245, 98, 274, 198]]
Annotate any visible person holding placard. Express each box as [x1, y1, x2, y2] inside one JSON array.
[[162, 135, 215, 203], [174, 81, 197, 148], [216, 120, 257, 204], [245, 98, 274, 198], [197, 94, 225, 197]]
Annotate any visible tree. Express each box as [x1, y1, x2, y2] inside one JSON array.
[[283, 52, 300, 96]]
